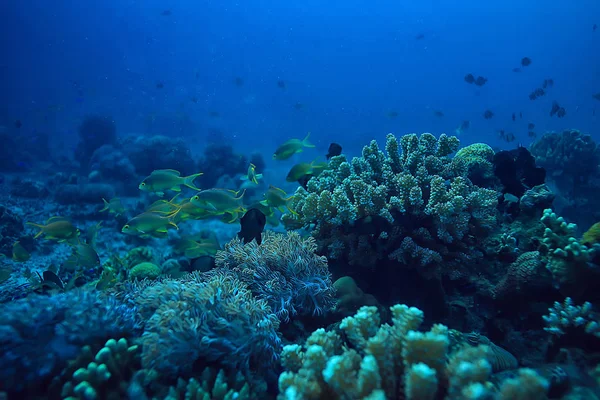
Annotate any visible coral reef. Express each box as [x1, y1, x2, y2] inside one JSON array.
[[278, 303, 549, 399], [0, 205, 24, 256], [197, 143, 252, 188], [539, 209, 600, 300], [132, 271, 281, 379], [74, 116, 117, 168], [530, 129, 600, 196], [60, 338, 141, 399], [121, 134, 196, 176], [215, 231, 336, 321], [284, 133, 498, 278], [0, 289, 139, 393]]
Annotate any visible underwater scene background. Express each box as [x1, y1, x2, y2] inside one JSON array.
[[1, 0, 600, 399]]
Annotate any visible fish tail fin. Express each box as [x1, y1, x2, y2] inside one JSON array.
[[183, 173, 203, 191], [235, 189, 246, 200], [286, 206, 300, 216], [169, 221, 179, 230], [253, 173, 263, 185], [26, 222, 45, 238], [100, 198, 110, 212], [302, 132, 315, 148]]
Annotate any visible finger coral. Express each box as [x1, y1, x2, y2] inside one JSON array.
[[284, 133, 498, 275], [278, 303, 548, 400]]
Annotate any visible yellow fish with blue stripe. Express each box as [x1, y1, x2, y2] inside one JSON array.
[[139, 169, 203, 197], [273, 132, 315, 160]]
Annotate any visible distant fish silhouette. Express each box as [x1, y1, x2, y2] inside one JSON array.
[[594, 23, 597, 32], [521, 57, 532, 67], [483, 110, 494, 119], [238, 209, 266, 245], [277, 79, 286, 89], [464, 73, 475, 84], [161, 10, 172, 16], [415, 33, 425, 40], [326, 143, 342, 159]]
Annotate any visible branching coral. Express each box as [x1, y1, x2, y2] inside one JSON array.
[[284, 133, 498, 275], [539, 209, 600, 298], [215, 231, 336, 321], [133, 271, 281, 378], [61, 338, 141, 400], [278, 304, 548, 400], [543, 297, 600, 338]]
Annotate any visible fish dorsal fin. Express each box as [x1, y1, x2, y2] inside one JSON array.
[[155, 169, 181, 176], [46, 216, 69, 223], [270, 185, 287, 195]]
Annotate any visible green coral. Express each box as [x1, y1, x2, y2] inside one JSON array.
[[539, 209, 600, 298], [123, 246, 156, 269], [165, 368, 266, 400], [129, 262, 161, 280], [454, 143, 495, 185], [61, 338, 140, 400], [285, 132, 498, 271], [278, 303, 548, 400]]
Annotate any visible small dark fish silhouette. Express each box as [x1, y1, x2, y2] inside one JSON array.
[[208, 111, 220, 118], [542, 79, 554, 89], [550, 101, 566, 118], [527, 122, 535, 130], [464, 73, 475, 84], [326, 142, 342, 159], [594, 24, 597, 32], [529, 88, 545, 100], [234, 77, 244, 87], [593, 93, 600, 101], [483, 110, 494, 119], [499, 131, 516, 143], [161, 10, 172, 16], [433, 110, 444, 118], [528, 131, 537, 138], [238, 208, 266, 245], [512, 67, 521, 73], [15, 120, 22, 129], [519, 112, 523, 119], [521, 57, 532, 67], [190, 96, 198, 103], [388, 110, 399, 118], [277, 80, 286, 89], [511, 113, 516, 122], [415, 33, 425, 40], [459, 120, 471, 130], [293, 102, 304, 110], [156, 82, 164, 89], [474, 76, 488, 86]]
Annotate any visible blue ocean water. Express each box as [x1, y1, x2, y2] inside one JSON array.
[[1, 1, 600, 399]]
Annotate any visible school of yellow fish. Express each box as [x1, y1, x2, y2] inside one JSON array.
[[12, 133, 322, 284]]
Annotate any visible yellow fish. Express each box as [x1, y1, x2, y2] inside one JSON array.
[[12, 241, 30, 262], [260, 186, 296, 214], [121, 211, 179, 238], [240, 163, 263, 185], [273, 132, 315, 160], [286, 161, 315, 182], [139, 169, 203, 196], [190, 189, 246, 222], [63, 239, 101, 271], [145, 194, 182, 214], [100, 198, 126, 216], [27, 217, 80, 242], [174, 238, 220, 258]]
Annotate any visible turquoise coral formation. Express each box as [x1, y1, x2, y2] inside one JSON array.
[[278, 303, 549, 400], [284, 132, 498, 273]]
